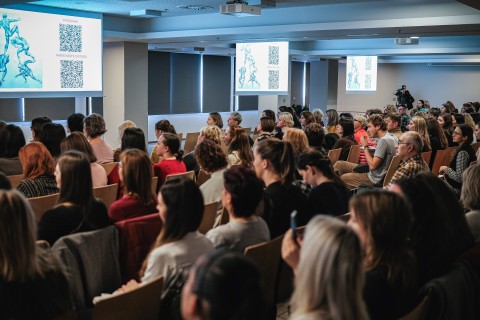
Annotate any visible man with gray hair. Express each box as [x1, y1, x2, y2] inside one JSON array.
[[384, 131, 429, 190], [228, 112, 242, 127]]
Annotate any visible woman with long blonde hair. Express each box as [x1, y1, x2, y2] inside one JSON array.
[[407, 116, 431, 151]]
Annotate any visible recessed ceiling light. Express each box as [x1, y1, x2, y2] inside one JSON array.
[[177, 5, 213, 11]]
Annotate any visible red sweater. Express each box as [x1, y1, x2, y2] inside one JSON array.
[[108, 196, 158, 222], [153, 159, 186, 190]]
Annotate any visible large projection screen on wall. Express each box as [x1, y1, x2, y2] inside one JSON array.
[[235, 41, 289, 95], [0, 6, 102, 98], [346, 56, 377, 92]]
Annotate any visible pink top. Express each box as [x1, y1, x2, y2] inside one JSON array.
[[108, 196, 158, 222], [91, 163, 108, 188], [154, 159, 186, 191], [90, 140, 114, 164]]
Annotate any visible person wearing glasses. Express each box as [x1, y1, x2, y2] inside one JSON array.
[[384, 132, 429, 190]]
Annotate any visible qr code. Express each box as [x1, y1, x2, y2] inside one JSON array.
[[365, 57, 372, 71], [268, 70, 279, 89], [60, 60, 83, 88], [59, 24, 82, 52], [365, 74, 372, 89], [268, 46, 279, 65]]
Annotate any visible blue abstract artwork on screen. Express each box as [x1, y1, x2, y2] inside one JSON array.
[[0, 12, 43, 88]]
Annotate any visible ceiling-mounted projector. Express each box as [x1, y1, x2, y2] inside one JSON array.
[[395, 37, 419, 45], [220, 2, 261, 17]]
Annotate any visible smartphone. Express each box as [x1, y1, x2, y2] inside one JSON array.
[[290, 210, 298, 240]]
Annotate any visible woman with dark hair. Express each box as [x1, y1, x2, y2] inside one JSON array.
[[0, 124, 26, 175], [17, 142, 58, 198], [332, 117, 357, 161], [224, 126, 253, 167], [153, 133, 186, 190], [206, 166, 269, 252], [38, 123, 66, 158], [108, 149, 157, 222], [113, 120, 136, 162], [254, 116, 275, 145], [60, 132, 108, 188], [304, 123, 326, 154], [296, 149, 350, 217], [437, 113, 455, 146], [253, 139, 307, 238], [0, 190, 72, 319], [0, 172, 11, 190], [37, 151, 110, 245], [299, 111, 316, 129], [151, 119, 177, 164], [348, 190, 418, 320], [390, 173, 474, 285], [30, 116, 52, 142], [83, 113, 114, 164], [426, 118, 448, 169], [261, 109, 276, 122], [107, 127, 147, 197], [120, 178, 213, 291], [325, 109, 339, 134], [439, 124, 476, 194], [207, 112, 224, 129], [181, 249, 265, 320], [451, 113, 465, 126]]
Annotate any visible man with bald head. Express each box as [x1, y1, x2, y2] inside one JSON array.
[[385, 131, 429, 189]]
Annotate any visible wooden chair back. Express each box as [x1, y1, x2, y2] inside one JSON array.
[[196, 169, 211, 186], [347, 145, 361, 163], [199, 202, 219, 234], [101, 162, 118, 176], [383, 155, 401, 188], [399, 292, 430, 320], [165, 170, 195, 182], [252, 134, 259, 142], [151, 176, 158, 194], [244, 235, 284, 308], [92, 275, 163, 320], [421, 151, 432, 167], [431, 149, 448, 175], [327, 148, 342, 164], [176, 133, 183, 142], [28, 193, 60, 223], [471, 142, 480, 153], [441, 146, 457, 167], [243, 127, 252, 136], [183, 132, 200, 154], [93, 184, 119, 210], [7, 174, 23, 189]]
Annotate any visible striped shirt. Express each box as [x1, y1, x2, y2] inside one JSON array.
[[17, 175, 58, 198]]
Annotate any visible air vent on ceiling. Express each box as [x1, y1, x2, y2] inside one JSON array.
[[395, 38, 419, 45]]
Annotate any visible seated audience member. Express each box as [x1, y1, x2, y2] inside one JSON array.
[[195, 139, 228, 225], [462, 165, 480, 242], [206, 112, 224, 129], [253, 139, 307, 238], [275, 112, 294, 140], [283, 127, 310, 159], [476, 122, 480, 160], [0, 172, 11, 190], [299, 111, 316, 129], [206, 166, 269, 252], [426, 118, 448, 169], [17, 142, 58, 198], [398, 105, 410, 132], [37, 151, 110, 245], [184, 125, 222, 174], [439, 124, 476, 194], [296, 149, 350, 217], [39, 123, 66, 158], [390, 173, 474, 286], [0, 190, 72, 319], [107, 127, 147, 196], [452, 113, 465, 125], [30, 116, 52, 142], [181, 249, 265, 320], [334, 115, 397, 189], [153, 133, 186, 191], [384, 132, 429, 190], [311, 108, 325, 127], [427, 107, 440, 120], [254, 116, 275, 145], [385, 113, 403, 139], [119, 178, 213, 291], [227, 111, 242, 127], [262, 109, 276, 122], [83, 113, 114, 164], [333, 117, 357, 161], [108, 149, 157, 222], [0, 124, 26, 175], [60, 132, 108, 188], [150, 119, 176, 164], [407, 116, 431, 152], [113, 120, 136, 162], [353, 114, 369, 144], [348, 191, 418, 320], [325, 109, 339, 134], [304, 123, 325, 154], [224, 125, 253, 167], [66, 112, 85, 133], [281, 215, 368, 320], [437, 113, 454, 146]]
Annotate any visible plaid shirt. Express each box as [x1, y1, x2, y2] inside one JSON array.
[[384, 154, 429, 189]]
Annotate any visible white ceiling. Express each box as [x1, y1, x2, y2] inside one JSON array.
[[4, 0, 480, 62]]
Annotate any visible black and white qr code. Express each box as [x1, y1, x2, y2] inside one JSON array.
[[268, 46, 279, 65], [365, 74, 372, 89], [59, 24, 82, 52], [60, 60, 83, 88], [268, 70, 279, 89], [365, 57, 372, 71]]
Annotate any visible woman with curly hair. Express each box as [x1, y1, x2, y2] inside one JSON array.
[[223, 125, 253, 167]]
